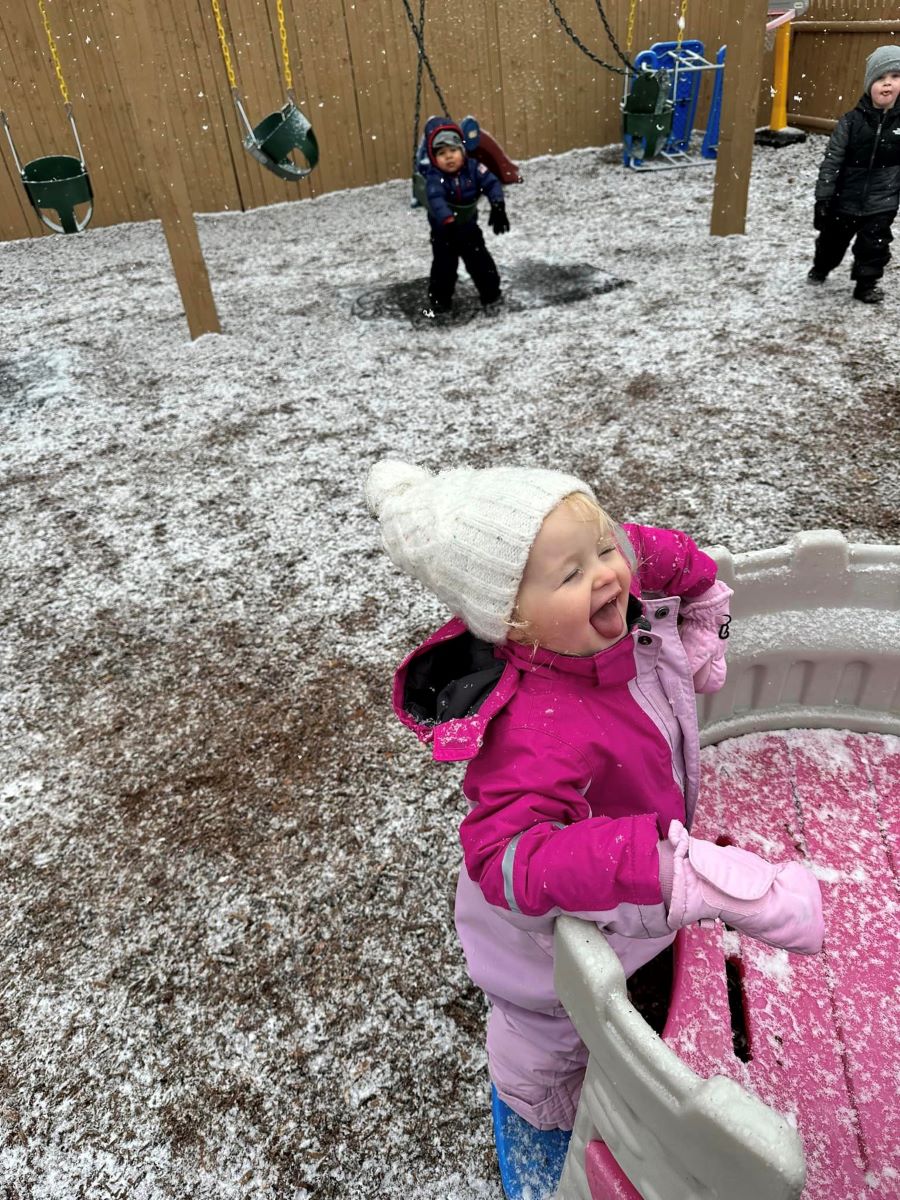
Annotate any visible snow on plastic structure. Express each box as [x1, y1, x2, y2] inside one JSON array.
[[553, 529, 900, 1200]]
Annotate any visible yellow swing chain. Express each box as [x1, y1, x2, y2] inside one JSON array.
[[37, 0, 70, 107], [675, 0, 688, 53], [625, 0, 637, 53], [210, 0, 238, 91], [212, 0, 296, 101], [275, 0, 294, 98]]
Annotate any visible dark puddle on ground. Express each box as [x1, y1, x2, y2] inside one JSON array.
[[352, 258, 629, 328]]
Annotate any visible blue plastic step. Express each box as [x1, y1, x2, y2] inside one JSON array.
[[491, 1085, 572, 1200]]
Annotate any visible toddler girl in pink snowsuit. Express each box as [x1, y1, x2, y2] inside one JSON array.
[[366, 461, 824, 1133]]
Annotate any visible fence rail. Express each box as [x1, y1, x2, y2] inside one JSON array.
[[0, 0, 896, 242]]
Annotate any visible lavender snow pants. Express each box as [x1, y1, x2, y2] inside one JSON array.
[[455, 869, 675, 1130]]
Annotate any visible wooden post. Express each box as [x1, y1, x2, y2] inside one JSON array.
[[106, 0, 220, 338], [710, 0, 769, 237]]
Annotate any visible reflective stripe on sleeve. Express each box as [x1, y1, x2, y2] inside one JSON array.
[[501, 832, 524, 913], [501, 822, 565, 914]]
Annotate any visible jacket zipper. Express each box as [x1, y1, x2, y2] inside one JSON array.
[[861, 109, 886, 210]]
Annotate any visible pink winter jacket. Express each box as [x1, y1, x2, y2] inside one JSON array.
[[392, 524, 718, 939]]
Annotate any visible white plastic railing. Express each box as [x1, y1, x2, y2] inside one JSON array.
[[698, 529, 900, 744]]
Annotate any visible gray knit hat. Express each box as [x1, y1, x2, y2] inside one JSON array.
[[432, 129, 464, 152], [864, 45, 900, 94], [366, 460, 596, 643]]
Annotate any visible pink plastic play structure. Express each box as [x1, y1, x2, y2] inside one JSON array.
[[554, 529, 900, 1200]]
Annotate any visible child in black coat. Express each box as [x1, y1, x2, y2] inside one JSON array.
[[809, 45, 900, 304]]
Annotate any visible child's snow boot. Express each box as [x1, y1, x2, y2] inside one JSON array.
[[664, 819, 824, 954], [853, 283, 884, 304], [491, 1085, 571, 1200], [425, 295, 453, 323], [807, 267, 828, 284]]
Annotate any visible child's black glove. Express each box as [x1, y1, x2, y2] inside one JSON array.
[[813, 200, 831, 231], [488, 203, 510, 236]]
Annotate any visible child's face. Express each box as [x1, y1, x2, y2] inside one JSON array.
[[871, 71, 900, 108], [511, 501, 633, 657], [434, 145, 465, 173]]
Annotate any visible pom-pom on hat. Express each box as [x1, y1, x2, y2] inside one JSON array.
[[864, 45, 900, 94], [365, 460, 596, 643]]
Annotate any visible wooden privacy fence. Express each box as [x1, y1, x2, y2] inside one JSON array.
[[788, 8, 900, 132], [0, 0, 898, 242]]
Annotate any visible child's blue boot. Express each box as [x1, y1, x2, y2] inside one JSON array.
[[490, 1084, 571, 1200]]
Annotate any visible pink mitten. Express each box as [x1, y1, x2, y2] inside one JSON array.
[[663, 820, 824, 955], [679, 580, 733, 694]]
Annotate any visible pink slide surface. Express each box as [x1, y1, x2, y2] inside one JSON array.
[[661, 730, 900, 1199]]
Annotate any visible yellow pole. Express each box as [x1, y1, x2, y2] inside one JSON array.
[[769, 23, 791, 131], [755, 15, 807, 147]]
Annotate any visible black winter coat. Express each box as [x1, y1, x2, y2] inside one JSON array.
[[815, 94, 900, 216]]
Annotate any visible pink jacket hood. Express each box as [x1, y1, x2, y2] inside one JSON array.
[[391, 615, 518, 763]]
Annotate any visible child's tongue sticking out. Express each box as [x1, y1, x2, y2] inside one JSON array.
[[591, 596, 624, 641]]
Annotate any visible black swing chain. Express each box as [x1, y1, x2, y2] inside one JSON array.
[[411, 0, 426, 172], [546, 0, 634, 76], [401, 0, 451, 166], [591, 0, 635, 70]]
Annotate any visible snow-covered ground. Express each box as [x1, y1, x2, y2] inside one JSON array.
[[1, 135, 898, 1199]]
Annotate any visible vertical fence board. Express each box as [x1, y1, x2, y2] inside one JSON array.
[[371, 0, 413, 182], [384, 0, 422, 182], [0, 11, 39, 239], [77, 0, 152, 225], [495, 1, 550, 156], [291, 0, 369, 196], [337, 0, 391, 184], [178, 0, 244, 214], [565, 0, 622, 152], [463, 1, 506, 130], [157, 0, 223, 217]]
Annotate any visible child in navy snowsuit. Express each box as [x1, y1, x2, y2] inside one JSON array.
[[420, 117, 510, 313]]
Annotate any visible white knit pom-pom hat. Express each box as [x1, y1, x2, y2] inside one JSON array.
[[365, 459, 596, 643]]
